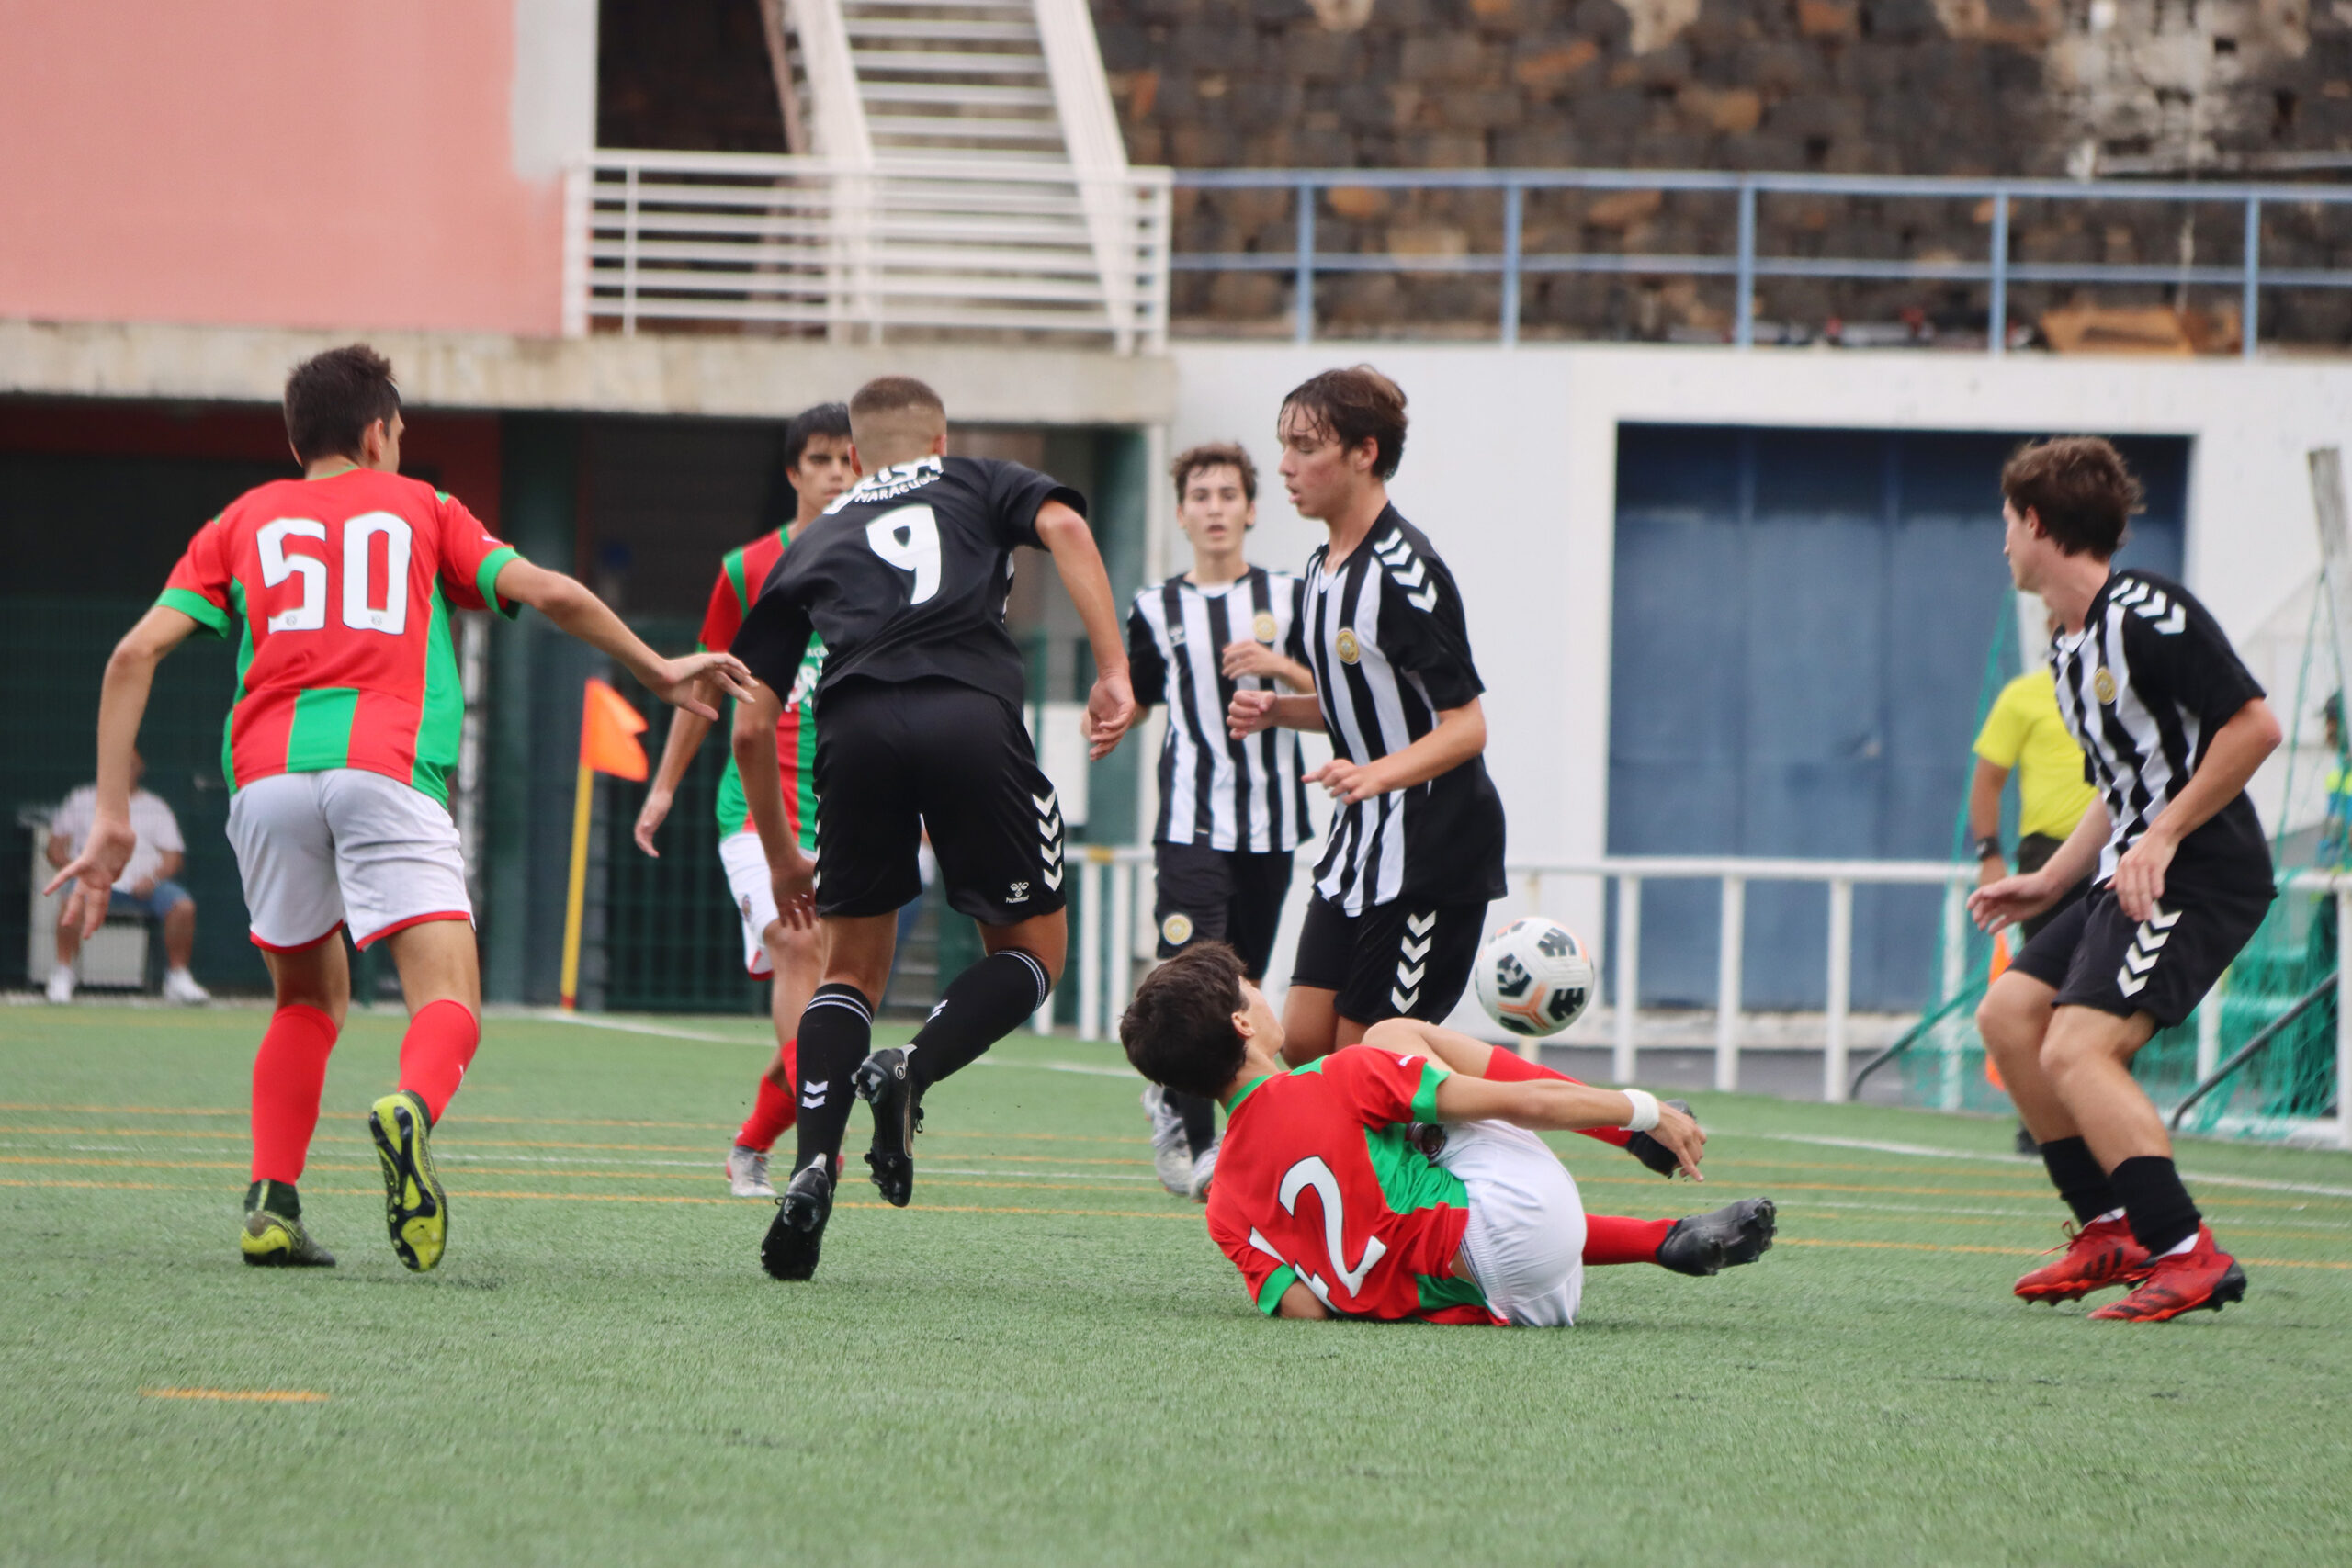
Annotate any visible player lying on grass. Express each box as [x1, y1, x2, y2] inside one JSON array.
[[46, 344, 754, 1274], [1119, 943, 1776, 1325]]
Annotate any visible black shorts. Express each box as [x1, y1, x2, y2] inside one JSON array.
[[2009, 880, 2272, 1029], [1290, 894, 1486, 1026], [1152, 842, 1295, 980], [813, 677, 1066, 926]]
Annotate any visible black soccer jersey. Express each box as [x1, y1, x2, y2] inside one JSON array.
[[2050, 569, 2272, 896], [1127, 567, 1315, 853], [731, 455, 1081, 712], [1300, 506, 1507, 912]]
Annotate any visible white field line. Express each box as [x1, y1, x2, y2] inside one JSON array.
[[535, 1011, 1137, 1078], [1731, 1130, 2352, 1200]]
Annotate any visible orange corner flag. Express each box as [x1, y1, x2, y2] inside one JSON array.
[[580, 677, 650, 782]]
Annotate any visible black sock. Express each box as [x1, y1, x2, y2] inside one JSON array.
[[906, 949, 1053, 1090], [2109, 1155, 2202, 1255], [1171, 1090, 1218, 1157], [244, 1179, 299, 1220], [2040, 1136, 2120, 1224], [792, 984, 873, 1177]]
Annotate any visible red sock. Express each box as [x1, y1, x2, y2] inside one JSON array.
[[1476, 1047, 1634, 1147], [397, 999, 481, 1124], [1584, 1213, 1677, 1266], [738, 1045, 798, 1152], [250, 1004, 339, 1182]]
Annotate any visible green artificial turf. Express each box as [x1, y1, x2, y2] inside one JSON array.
[[4, 1001, 2349, 1567]]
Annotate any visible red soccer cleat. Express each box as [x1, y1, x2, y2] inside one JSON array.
[[2013, 1215, 2154, 1303], [2088, 1227, 2247, 1322]]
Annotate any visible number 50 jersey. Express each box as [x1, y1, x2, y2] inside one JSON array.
[[731, 455, 1081, 711], [158, 469, 521, 807]]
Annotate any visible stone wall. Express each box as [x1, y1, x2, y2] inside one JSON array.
[[1092, 0, 2352, 343]]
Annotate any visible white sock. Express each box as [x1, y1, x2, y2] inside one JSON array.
[[167, 966, 192, 981], [2159, 1230, 2200, 1258], [2090, 1207, 2126, 1225]]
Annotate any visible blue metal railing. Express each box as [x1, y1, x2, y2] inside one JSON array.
[[1169, 168, 2352, 356]]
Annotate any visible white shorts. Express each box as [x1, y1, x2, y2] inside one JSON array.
[[718, 831, 779, 977], [1438, 1120, 1587, 1327], [225, 770, 472, 952]]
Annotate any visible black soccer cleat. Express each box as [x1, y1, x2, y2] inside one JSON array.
[[1625, 1099, 1696, 1178], [761, 1160, 834, 1281], [1656, 1197, 1777, 1277], [853, 1046, 922, 1208]]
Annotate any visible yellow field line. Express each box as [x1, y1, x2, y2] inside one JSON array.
[[1567, 1170, 2344, 1211], [141, 1387, 327, 1403], [0, 1126, 1155, 1165], [0, 1104, 1144, 1143], [0, 1153, 1160, 1196]]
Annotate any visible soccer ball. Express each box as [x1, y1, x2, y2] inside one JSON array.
[[1473, 918, 1596, 1038]]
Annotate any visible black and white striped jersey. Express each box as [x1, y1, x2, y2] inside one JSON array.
[[1127, 567, 1314, 852], [1300, 506, 1507, 913], [2050, 570, 2271, 894]]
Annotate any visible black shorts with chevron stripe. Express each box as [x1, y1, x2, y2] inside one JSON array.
[[1290, 894, 1487, 1027], [811, 676, 1066, 926], [2010, 880, 2272, 1028]]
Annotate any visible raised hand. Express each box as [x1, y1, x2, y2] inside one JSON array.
[[1085, 669, 1137, 761], [42, 815, 136, 941], [1228, 688, 1277, 738]]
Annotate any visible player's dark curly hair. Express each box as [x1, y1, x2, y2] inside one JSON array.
[[284, 344, 401, 466], [1119, 942, 1250, 1100], [1170, 441, 1258, 503], [2001, 436, 2142, 558], [784, 402, 851, 471], [1279, 366, 1408, 480]]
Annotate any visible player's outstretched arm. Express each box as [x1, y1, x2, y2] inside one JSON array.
[[1305, 698, 1486, 805], [43, 606, 199, 936], [493, 558, 754, 719], [1970, 795, 2109, 934], [1221, 641, 1316, 693], [729, 682, 814, 929], [1227, 688, 1327, 736], [634, 706, 715, 856], [1364, 1018, 1705, 1179], [1035, 501, 1138, 760]]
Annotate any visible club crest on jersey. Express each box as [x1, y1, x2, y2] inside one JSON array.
[[1335, 626, 1361, 665], [1253, 612, 1278, 644], [2094, 668, 2118, 705], [1162, 912, 1194, 946]]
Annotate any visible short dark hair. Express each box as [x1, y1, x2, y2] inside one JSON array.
[[283, 344, 401, 466], [849, 376, 945, 423], [1279, 366, 1408, 480], [784, 402, 852, 470], [1119, 942, 1249, 1100], [2001, 436, 2142, 558], [1171, 442, 1258, 503]]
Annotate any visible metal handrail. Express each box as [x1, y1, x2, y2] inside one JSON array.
[[1166, 166, 2352, 355], [2166, 973, 2335, 1131]]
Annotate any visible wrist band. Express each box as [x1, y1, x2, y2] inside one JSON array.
[[1973, 835, 2004, 863], [1621, 1089, 1660, 1134]]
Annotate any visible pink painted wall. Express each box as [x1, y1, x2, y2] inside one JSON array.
[[0, 2, 562, 335]]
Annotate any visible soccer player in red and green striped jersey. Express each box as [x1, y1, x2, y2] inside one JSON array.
[[635, 404, 854, 1197], [48, 344, 758, 1274], [1120, 943, 1777, 1325]]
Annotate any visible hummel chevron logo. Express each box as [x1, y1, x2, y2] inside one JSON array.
[[800, 1077, 829, 1108], [1032, 790, 1057, 816], [2115, 903, 2177, 997], [1388, 557, 1428, 591], [1374, 534, 1410, 562], [1401, 934, 1431, 962], [1406, 586, 1439, 612], [1038, 816, 1062, 843], [1406, 912, 1436, 936], [1390, 988, 1420, 1011], [1042, 864, 1064, 890], [1395, 961, 1427, 988]]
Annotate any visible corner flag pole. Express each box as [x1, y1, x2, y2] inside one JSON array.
[[560, 678, 650, 1010]]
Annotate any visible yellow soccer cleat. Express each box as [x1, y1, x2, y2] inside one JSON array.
[[239, 1182, 336, 1268], [368, 1090, 448, 1272]]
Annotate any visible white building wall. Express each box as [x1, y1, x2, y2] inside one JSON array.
[[1168, 342, 2352, 1021]]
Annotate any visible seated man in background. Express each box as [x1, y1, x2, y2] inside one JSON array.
[[1120, 943, 1776, 1326], [46, 748, 209, 1004]]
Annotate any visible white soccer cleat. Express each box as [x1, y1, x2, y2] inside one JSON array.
[[1185, 1139, 1217, 1204], [44, 967, 74, 1005], [727, 1145, 776, 1198], [1142, 1086, 1194, 1197], [162, 969, 210, 1005]]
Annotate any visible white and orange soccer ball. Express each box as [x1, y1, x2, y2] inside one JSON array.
[[1473, 918, 1596, 1038]]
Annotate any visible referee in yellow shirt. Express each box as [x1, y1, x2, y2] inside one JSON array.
[[1970, 665, 2098, 937]]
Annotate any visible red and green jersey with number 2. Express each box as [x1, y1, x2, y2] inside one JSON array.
[[700, 529, 822, 849], [1205, 1045, 1501, 1325], [158, 469, 520, 807]]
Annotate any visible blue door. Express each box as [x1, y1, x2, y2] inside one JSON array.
[[1608, 426, 2188, 1010]]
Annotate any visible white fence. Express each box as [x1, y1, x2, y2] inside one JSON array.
[[564, 150, 1171, 350], [1062, 847, 2352, 1147]]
